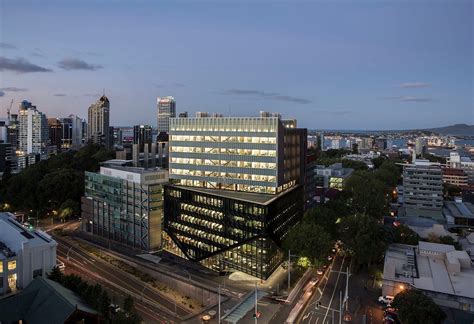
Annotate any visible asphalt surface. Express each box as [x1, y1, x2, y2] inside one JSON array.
[[55, 235, 190, 323], [298, 255, 349, 324]]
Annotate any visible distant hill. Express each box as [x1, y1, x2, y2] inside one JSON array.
[[423, 124, 474, 136]]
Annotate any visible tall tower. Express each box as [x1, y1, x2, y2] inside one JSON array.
[[87, 95, 110, 148], [157, 96, 176, 133], [18, 100, 49, 154]]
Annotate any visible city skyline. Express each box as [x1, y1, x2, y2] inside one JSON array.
[[0, 0, 473, 130]]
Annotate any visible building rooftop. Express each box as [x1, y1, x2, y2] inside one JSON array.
[[0, 213, 57, 256], [101, 164, 165, 175], [444, 200, 474, 220], [171, 185, 300, 205], [384, 243, 474, 299], [0, 276, 98, 324]]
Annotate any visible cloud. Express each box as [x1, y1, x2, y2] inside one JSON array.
[[0, 87, 28, 92], [0, 42, 16, 49], [53, 93, 67, 97], [58, 58, 103, 71], [173, 82, 186, 87], [0, 56, 53, 73], [31, 49, 45, 58], [0, 91, 4, 97], [383, 96, 436, 102], [221, 89, 312, 104], [318, 110, 352, 116], [399, 82, 430, 88]]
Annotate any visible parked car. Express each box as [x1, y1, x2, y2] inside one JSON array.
[[57, 261, 65, 272], [327, 255, 333, 261], [316, 268, 324, 275], [378, 295, 394, 305]]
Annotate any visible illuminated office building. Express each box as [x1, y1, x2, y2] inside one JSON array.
[[164, 116, 307, 279]]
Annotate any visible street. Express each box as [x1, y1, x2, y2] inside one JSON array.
[[55, 235, 191, 323]]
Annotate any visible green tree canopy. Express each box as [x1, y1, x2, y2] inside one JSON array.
[[392, 289, 446, 324], [283, 222, 333, 266], [339, 214, 387, 268]]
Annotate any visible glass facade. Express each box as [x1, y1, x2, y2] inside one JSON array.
[[163, 184, 304, 279], [82, 171, 164, 250], [169, 117, 306, 194]]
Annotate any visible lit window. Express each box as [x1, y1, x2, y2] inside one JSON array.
[[8, 260, 16, 271]]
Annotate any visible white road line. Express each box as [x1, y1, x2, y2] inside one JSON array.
[[322, 256, 346, 324], [315, 317, 320, 324]]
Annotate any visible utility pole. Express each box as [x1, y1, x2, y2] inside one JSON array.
[[344, 266, 350, 311], [288, 249, 291, 291], [254, 282, 258, 324], [339, 290, 342, 324], [218, 285, 221, 324]]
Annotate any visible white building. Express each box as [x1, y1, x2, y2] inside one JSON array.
[[0, 213, 57, 295], [18, 100, 49, 155], [449, 152, 474, 185], [382, 242, 474, 313]]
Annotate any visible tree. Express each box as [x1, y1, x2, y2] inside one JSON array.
[[283, 223, 333, 266], [47, 266, 64, 283], [123, 295, 135, 314], [391, 225, 420, 245], [372, 156, 386, 169], [343, 171, 389, 219], [339, 214, 387, 268], [392, 289, 446, 324], [342, 159, 368, 171]]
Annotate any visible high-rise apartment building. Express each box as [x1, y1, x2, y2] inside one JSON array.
[[133, 125, 152, 152], [157, 96, 176, 133], [164, 115, 307, 279], [87, 95, 110, 148], [403, 160, 443, 211], [81, 164, 168, 250], [18, 100, 49, 155]]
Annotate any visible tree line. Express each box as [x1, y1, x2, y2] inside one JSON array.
[[0, 144, 114, 220], [284, 158, 403, 269]]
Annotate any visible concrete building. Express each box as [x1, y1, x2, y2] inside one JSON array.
[[414, 137, 427, 157], [449, 152, 474, 185], [59, 114, 85, 149], [157, 96, 176, 133], [382, 242, 474, 313], [442, 167, 469, 188], [402, 160, 443, 212], [0, 213, 57, 295], [314, 163, 354, 191], [133, 124, 152, 152], [47, 118, 62, 150], [164, 115, 307, 279], [18, 100, 49, 155], [81, 164, 168, 250], [87, 95, 110, 148]]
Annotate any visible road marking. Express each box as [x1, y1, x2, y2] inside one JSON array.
[[322, 255, 346, 324], [315, 317, 320, 324], [303, 313, 311, 320], [317, 287, 323, 295]]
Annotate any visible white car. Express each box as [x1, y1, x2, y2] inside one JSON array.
[[378, 295, 394, 305]]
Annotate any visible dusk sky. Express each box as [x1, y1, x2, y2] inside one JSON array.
[[0, 0, 472, 130]]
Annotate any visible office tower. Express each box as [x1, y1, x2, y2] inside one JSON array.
[[113, 127, 123, 146], [164, 116, 307, 279], [7, 114, 19, 150], [47, 118, 63, 149], [374, 138, 387, 150], [133, 125, 152, 152], [403, 160, 443, 212], [61, 114, 85, 148], [178, 112, 188, 118], [81, 164, 168, 250], [18, 100, 49, 155], [157, 96, 176, 133], [87, 95, 110, 148]]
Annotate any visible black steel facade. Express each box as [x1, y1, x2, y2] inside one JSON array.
[[163, 184, 304, 279]]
